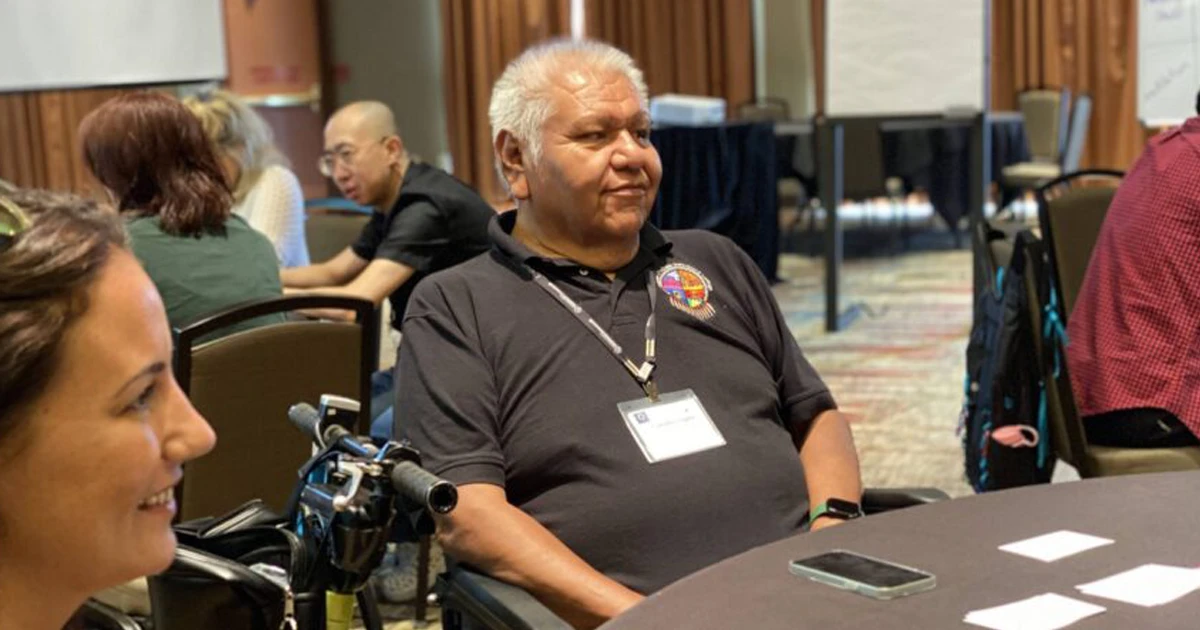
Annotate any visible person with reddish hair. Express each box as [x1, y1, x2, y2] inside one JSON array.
[[79, 91, 284, 338]]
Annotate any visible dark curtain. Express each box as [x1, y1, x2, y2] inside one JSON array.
[[650, 122, 779, 281]]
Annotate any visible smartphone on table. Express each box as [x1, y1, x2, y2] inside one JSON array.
[[788, 549, 936, 600]]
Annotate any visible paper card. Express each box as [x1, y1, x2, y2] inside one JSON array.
[[617, 389, 726, 463], [964, 593, 1106, 630], [1076, 564, 1200, 607], [998, 530, 1114, 563]]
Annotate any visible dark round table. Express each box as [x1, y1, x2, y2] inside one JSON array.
[[600, 472, 1200, 629]]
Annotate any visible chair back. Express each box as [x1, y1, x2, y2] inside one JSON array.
[[1021, 238, 1200, 477], [1018, 89, 1070, 163], [173, 296, 378, 521], [304, 203, 372, 263], [1034, 170, 1123, 318], [1060, 94, 1092, 173], [736, 97, 790, 121], [1029, 172, 1200, 476]]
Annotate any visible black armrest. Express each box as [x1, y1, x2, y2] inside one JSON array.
[[76, 599, 143, 630], [436, 564, 572, 630], [861, 487, 950, 515]]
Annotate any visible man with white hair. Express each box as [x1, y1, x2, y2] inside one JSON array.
[[399, 40, 862, 627]]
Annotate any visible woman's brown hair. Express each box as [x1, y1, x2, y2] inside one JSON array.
[[0, 189, 126, 448], [79, 91, 232, 237]]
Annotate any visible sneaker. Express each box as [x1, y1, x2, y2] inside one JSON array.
[[372, 542, 420, 603]]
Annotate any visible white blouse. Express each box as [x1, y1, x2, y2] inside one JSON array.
[[233, 165, 310, 268]]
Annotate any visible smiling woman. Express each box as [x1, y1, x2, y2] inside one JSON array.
[[0, 189, 216, 630]]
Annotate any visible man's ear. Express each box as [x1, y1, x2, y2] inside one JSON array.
[[495, 130, 530, 200], [385, 135, 405, 163]]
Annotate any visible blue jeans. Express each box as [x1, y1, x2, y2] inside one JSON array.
[[370, 369, 395, 440]]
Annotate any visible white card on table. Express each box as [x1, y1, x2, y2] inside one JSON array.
[[617, 388, 725, 464], [964, 593, 1105, 630], [1076, 564, 1200, 607], [998, 530, 1114, 563]]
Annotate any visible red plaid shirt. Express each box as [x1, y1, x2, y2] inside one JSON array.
[[1067, 117, 1200, 437]]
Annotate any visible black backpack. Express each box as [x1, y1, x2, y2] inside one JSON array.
[[960, 225, 1061, 492]]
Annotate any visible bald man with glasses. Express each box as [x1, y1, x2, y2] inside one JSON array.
[[283, 101, 495, 434]]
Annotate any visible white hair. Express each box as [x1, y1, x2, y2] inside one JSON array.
[[488, 39, 648, 186]]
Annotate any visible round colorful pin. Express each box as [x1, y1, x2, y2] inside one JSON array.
[[656, 262, 716, 320]]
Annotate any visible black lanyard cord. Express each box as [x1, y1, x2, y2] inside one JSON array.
[[528, 267, 659, 401]]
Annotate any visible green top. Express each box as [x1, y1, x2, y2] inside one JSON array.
[[127, 214, 286, 341]]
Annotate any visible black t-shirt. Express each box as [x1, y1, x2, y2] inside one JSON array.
[[351, 162, 494, 327], [398, 211, 837, 594]]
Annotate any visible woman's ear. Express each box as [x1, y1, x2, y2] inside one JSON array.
[[495, 130, 530, 200]]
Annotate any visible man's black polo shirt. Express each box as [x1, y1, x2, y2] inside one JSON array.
[[397, 211, 837, 594], [351, 162, 494, 328]]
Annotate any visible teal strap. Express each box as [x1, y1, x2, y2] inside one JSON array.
[[1043, 285, 1070, 378], [1036, 384, 1049, 467]]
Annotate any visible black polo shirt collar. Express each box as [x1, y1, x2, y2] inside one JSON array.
[[488, 210, 672, 277]]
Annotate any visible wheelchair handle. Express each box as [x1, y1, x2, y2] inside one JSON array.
[[390, 460, 457, 514]]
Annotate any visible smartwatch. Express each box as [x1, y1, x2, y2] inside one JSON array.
[[810, 498, 864, 523]]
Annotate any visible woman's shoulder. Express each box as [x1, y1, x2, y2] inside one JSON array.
[[225, 213, 270, 240], [123, 213, 164, 237], [255, 164, 302, 190]]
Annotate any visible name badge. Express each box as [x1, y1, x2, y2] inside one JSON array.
[[617, 388, 726, 463]]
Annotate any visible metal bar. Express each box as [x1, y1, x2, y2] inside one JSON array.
[[239, 85, 321, 108], [969, 113, 991, 294], [820, 120, 845, 332]]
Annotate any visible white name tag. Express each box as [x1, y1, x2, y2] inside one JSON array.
[[617, 388, 726, 463]]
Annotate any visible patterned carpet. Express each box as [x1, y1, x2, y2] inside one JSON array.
[[776, 249, 976, 497]]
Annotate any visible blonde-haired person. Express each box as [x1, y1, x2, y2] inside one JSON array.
[[184, 89, 310, 268]]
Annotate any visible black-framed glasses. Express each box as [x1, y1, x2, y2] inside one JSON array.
[[317, 137, 389, 178], [0, 196, 31, 254]]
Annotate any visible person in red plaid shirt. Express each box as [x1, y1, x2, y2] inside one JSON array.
[[1066, 95, 1200, 448]]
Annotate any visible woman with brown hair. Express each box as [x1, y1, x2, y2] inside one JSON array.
[[79, 91, 284, 337], [0, 189, 215, 629]]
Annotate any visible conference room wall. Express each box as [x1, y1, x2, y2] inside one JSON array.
[[326, 0, 452, 174], [762, 0, 817, 118]]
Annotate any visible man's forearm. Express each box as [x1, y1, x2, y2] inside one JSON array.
[[440, 488, 643, 629], [281, 264, 339, 288], [798, 410, 863, 526]]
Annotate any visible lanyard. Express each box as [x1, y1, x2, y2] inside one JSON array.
[[527, 267, 659, 401]]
